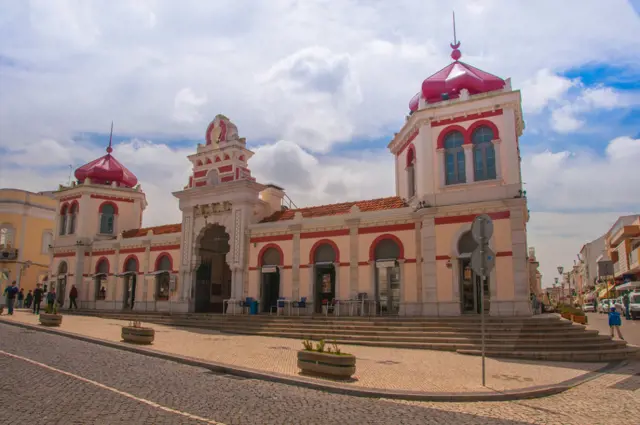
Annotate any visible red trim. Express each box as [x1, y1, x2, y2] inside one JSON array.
[[195, 180, 207, 187], [90, 194, 134, 203], [206, 158, 213, 164], [223, 154, 230, 160], [189, 176, 193, 188], [496, 251, 513, 257], [300, 264, 310, 269], [69, 200, 79, 212], [195, 160, 203, 166], [300, 229, 349, 239], [239, 155, 245, 161], [218, 165, 232, 173], [436, 124, 467, 149], [397, 128, 420, 156], [154, 252, 173, 271], [339, 262, 350, 267], [93, 250, 116, 255], [119, 247, 145, 254], [98, 201, 119, 215], [434, 211, 510, 225], [60, 195, 81, 202], [405, 258, 417, 264], [257, 243, 284, 267], [193, 170, 207, 178], [53, 252, 75, 258], [214, 156, 221, 163], [150, 244, 180, 252], [122, 255, 140, 272], [221, 175, 234, 183], [308, 239, 341, 263], [436, 255, 451, 260], [405, 144, 416, 167], [431, 109, 503, 127], [358, 223, 415, 235], [95, 256, 110, 274], [358, 261, 369, 266], [59, 202, 69, 214], [282, 265, 292, 269], [467, 119, 500, 141], [369, 234, 405, 261], [236, 168, 239, 180], [250, 234, 293, 243]]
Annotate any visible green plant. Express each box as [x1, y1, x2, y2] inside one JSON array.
[[53, 303, 59, 315], [331, 340, 341, 355], [302, 339, 314, 351], [128, 320, 143, 328], [315, 339, 326, 353], [559, 305, 584, 316]]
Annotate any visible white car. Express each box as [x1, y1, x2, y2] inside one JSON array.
[[583, 304, 596, 313], [599, 299, 612, 314], [629, 292, 640, 320]]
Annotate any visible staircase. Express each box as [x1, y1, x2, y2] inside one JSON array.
[[67, 310, 638, 362]]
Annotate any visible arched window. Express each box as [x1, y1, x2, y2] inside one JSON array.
[[156, 255, 172, 301], [59, 205, 68, 235], [444, 131, 466, 185], [68, 203, 78, 234], [99, 203, 115, 234], [0, 224, 15, 249], [406, 147, 416, 198], [472, 126, 496, 181]]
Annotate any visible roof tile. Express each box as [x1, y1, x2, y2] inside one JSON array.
[[122, 223, 182, 239]]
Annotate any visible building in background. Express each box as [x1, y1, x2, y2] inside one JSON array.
[[528, 247, 542, 298], [0, 189, 56, 292]]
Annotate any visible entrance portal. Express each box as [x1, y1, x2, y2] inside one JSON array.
[[195, 224, 231, 313], [56, 262, 68, 307], [373, 239, 401, 315], [122, 257, 138, 310], [312, 243, 337, 314], [260, 247, 281, 313], [458, 231, 490, 314]]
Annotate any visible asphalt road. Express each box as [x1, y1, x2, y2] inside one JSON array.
[[0, 322, 638, 425], [586, 312, 640, 346]]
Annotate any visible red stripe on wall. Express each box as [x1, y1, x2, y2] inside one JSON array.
[[358, 261, 369, 266], [397, 128, 420, 156], [90, 194, 135, 203], [193, 170, 207, 178], [195, 180, 207, 187], [218, 165, 233, 173], [60, 195, 81, 201], [497, 251, 513, 257], [434, 211, 510, 225], [436, 255, 451, 260], [431, 109, 503, 127], [250, 234, 294, 243], [358, 223, 416, 235], [150, 244, 180, 252], [54, 252, 75, 258], [93, 250, 116, 256], [300, 229, 350, 239], [405, 258, 417, 264], [221, 175, 234, 183], [119, 247, 146, 254]]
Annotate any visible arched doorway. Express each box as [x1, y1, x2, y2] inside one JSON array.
[[122, 257, 138, 310], [56, 262, 68, 306], [195, 224, 231, 313], [457, 231, 490, 314], [373, 238, 401, 315], [260, 246, 281, 313], [312, 243, 337, 313], [94, 258, 109, 301]]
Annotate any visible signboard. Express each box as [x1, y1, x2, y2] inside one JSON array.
[[376, 260, 396, 268], [471, 214, 494, 243], [471, 247, 496, 277], [261, 266, 278, 274]]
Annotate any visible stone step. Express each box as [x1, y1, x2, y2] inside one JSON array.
[[456, 347, 640, 362]]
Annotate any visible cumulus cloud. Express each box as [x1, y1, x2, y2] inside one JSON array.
[[520, 69, 575, 114], [172, 88, 208, 124]]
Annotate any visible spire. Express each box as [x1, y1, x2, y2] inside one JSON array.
[[107, 121, 113, 154], [450, 11, 461, 61]]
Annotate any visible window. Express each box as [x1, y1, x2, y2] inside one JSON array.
[[444, 131, 466, 185], [472, 126, 497, 181], [41, 231, 53, 254], [68, 203, 78, 234], [99, 204, 115, 234], [406, 148, 416, 198], [156, 255, 172, 301], [59, 205, 68, 235], [0, 225, 15, 249]]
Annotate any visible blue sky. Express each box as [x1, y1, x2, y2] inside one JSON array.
[[0, 0, 639, 286]]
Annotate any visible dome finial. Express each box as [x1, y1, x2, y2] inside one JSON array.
[[450, 11, 461, 61], [106, 121, 113, 154]]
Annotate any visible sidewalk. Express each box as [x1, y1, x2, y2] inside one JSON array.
[[0, 310, 612, 399]]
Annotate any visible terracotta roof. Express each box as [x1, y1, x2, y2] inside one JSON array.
[[260, 196, 408, 223], [122, 223, 182, 238]]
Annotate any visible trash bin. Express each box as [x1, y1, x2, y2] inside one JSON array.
[[250, 300, 258, 315]]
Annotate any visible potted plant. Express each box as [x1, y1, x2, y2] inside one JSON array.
[[559, 306, 588, 324], [297, 339, 356, 380], [121, 320, 155, 344], [39, 303, 63, 327]]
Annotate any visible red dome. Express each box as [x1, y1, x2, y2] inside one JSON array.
[[75, 151, 138, 188]]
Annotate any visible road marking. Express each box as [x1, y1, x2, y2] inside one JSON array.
[[0, 349, 226, 425]]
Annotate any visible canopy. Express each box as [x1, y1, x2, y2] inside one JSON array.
[[615, 281, 640, 291]]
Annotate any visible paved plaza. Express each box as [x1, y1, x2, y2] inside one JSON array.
[[0, 321, 638, 425], [0, 311, 613, 394], [586, 312, 640, 346]]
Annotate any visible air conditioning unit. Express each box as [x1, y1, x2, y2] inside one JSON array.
[[0, 249, 18, 260]]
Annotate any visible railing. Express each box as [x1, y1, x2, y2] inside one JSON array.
[[281, 193, 298, 210]]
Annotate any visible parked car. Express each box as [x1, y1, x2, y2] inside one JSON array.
[[599, 299, 612, 314], [583, 303, 596, 313], [629, 291, 640, 320]]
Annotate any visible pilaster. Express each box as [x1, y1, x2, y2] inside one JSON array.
[[492, 139, 502, 179], [346, 218, 360, 296], [333, 262, 341, 300], [510, 206, 530, 302], [436, 149, 445, 187], [290, 224, 302, 300], [463, 144, 474, 183], [421, 214, 437, 315]]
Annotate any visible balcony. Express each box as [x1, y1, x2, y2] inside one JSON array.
[[610, 224, 640, 246], [0, 248, 18, 261], [629, 246, 640, 273]]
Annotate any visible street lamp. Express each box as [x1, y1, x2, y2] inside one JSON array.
[[557, 266, 565, 305]]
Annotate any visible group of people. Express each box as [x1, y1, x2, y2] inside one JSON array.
[[2, 281, 80, 315]]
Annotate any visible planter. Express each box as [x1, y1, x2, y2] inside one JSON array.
[[297, 350, 356, 380], [560, 312, 572, 320], [571, 314, 587, 324], [121, 326, 155, 344], [39, 313, 63, 327]]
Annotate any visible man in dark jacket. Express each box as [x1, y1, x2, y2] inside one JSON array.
[[32, 283, 44, 315], [3, 281, 19, 315], [69, 285, 78, 310]]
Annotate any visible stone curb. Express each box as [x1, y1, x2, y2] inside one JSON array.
[[0, 319, 623, 402]]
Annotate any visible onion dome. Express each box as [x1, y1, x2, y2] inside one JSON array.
[[74, 129, 138, 188], [409, 40, 506, 112]]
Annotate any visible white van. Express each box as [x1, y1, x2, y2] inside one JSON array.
[[629, 291, 640, 320]]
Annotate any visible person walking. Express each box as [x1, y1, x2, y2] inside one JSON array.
[[3, 281, 19, 315], [46, 288, 56, 312], [32, 284, 43, 315], [608, 306, 624, 340], [68, 285, 78, 310], [623, 292, 631, 320], [25, 290, 33, 309], [17, 288, 25, 308]]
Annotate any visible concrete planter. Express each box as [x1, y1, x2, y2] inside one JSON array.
[[39, 313, 63, 327], [560, 312, 572, 320], [571, 314, 587, 324], [121, 326, 155, 345], [297, 350, 356, 380]]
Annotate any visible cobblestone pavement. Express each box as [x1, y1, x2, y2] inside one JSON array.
[[1, 323, 639, 425], [0, 311, 605, 394], [586, 312, 640, 346]]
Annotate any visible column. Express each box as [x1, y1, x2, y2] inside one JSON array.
[[436, 149, 445, 187], [333, 261, 340, 301], [463, 144, 474, 183], [308, 266, 314, 306], [291, 225, 301, 299], [414, 219, 422, 305], [397, 259, 405, 315], [369, 260, 376, 299], [510, 205, 530, 315], [346, 218, 360, 296], [421, 214, 437, 315], [492, 139, 502, 179]]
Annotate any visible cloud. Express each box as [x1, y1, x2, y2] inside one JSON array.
[[172, 88, 207, 124], [520, 69, 575, 113]]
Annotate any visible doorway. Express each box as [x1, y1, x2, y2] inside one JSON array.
[[195, 224, 231, 313], [123, 274, 137, 310], [314, 265, 335, 313], [457, 231, 490, 314], [260, 247, 282, 313], [373, 238, 402, 315], [56, 262, 68, 307]]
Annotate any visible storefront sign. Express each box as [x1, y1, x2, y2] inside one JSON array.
[[261, 266, 278, 274]]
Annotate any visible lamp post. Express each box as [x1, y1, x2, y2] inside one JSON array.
[[557, 266, 564, 305]]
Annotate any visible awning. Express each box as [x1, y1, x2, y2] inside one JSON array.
[[616, 281, 640, 291], [145, 270, 170, 276], [115, 271, 137, 277], [91, 273, 107, 278]]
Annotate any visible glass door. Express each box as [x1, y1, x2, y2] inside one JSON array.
[[376, 263, 400, 315], [460, 259, 476, 313]]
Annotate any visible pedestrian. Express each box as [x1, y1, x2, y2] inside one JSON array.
[[46, 288, 56, 312], [608, 306, 624, 340], [3, 281, 19, 315], [623, 292, 631, 320], [593, 298, 598, 311], [69, 284, 78, 310], [17, 288, 24, 308], [24, 290, 33, 309], [32, 284, 43, 315]]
